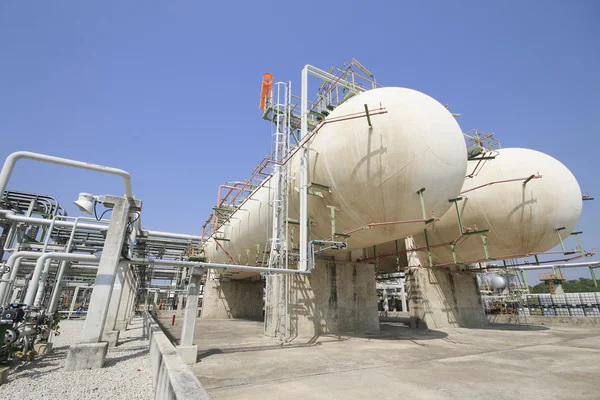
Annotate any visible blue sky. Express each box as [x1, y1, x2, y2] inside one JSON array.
[[1, 1, 598, 283]]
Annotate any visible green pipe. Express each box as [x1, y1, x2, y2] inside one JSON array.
[[417, 189, 427, 220], [454, 201, 464, 236], [394, 239, 400, 271], [520, 270, 529, 291], [591, 267, 598, 289], [423, 229, 432, 267]]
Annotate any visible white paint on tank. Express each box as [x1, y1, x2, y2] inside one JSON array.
[[414, 148, 582, 265], [206, 87, 468, 270]]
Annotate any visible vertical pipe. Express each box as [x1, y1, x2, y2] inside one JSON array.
[[299, 66, 309, 272], [520, 270, 529, 291], [590, 267, 598, 289], [69, 286, 82, 320], [47, 261, 69, 314]]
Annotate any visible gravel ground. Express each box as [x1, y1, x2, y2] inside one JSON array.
[[0, 316, 153, 400]]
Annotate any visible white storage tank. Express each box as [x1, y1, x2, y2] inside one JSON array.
[[413, 148, 582, 265], [206, 87, 468, 270]]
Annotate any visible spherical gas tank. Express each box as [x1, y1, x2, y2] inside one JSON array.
[[413, 148, 582, 265], [491, 275, 508, 291]]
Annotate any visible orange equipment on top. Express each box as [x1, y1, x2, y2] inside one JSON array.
[[259, 73, 273, 110]]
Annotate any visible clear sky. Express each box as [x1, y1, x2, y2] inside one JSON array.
[[1, 1, 598, 284]]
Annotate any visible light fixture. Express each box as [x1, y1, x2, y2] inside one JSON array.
[[74, 192, 95, 215]]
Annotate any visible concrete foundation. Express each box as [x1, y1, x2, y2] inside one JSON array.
[[407, 267, 487, 329], [33, 342, 53, 355], [64, 342, 109, 371], [265, 261, 379, 338], [114, 320, 128, 332], [102, 330, 120, 348], [176, 345, 198, 365], [201, 278, 263, 320]]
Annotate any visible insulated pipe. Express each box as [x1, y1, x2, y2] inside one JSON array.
[[128, 257, 310, 275], [504, 261, 600, 271], [39, 216, 97, 310], [0, 210, 108, 232], [144, 230, 204, 241], [47, 260, 70, 313], [0, 151, 133, 199], [24, 253, 100, 306], [0, 251, 43, 304]]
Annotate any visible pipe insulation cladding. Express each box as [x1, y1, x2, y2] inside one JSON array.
[[205, 87, 468, 273], [413, 148, 583, 264]]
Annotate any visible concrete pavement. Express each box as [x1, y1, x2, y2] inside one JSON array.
[[159, 316, 600, 400]]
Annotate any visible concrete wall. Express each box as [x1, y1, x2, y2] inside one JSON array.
[[265, 261, 379, 338], [201, 278, 263, 320], [408, 267, 487, 329], [488, 314, 600, 327], [145, 312, 211, 400]]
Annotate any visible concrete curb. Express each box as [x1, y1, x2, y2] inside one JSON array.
[[144, 312, 211, 400]]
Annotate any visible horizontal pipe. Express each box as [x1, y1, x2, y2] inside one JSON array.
[[493, 261, 600, 271], [144, 230, 204, 241], [128, 257, 310, 275], [460, 175, 542, 195], [0, 151, 133, 199], [0, 210, 108, 231]]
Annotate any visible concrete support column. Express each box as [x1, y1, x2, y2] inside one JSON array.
[[177, 267, 187, 315], [201, 277, 263, 320], [65, 195, 141, 371], [153, 290, 158, 313], [128, 277, 138, 319], [265, 261, 379, 338], [115, 268, 133, 332], [177, 272, 203, 364], [102, 261, 126, 347], [407, 266, 487, 329]]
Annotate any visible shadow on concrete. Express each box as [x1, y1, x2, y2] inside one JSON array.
[[475, 323, 550, 331], [339, 321, 449, 341], [197, 341, 325, 361]]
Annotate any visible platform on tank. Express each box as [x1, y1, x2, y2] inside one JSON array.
[[158, 316, 600, 400]]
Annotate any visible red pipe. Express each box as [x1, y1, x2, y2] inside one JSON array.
[[460, 175, 542, 195]]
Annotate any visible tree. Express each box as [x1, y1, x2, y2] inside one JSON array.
[[529, 278, 599, 294]]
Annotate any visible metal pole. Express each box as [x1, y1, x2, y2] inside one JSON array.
[[299, 65, 309, 272]]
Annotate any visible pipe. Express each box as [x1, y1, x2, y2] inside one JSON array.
[[68, 285, 92, 320], [144, 230, 204, 241], [24, 253, 100, 306], [128, 257, 310, 275], [0, 210, 108, 232], [299, 65, 309, 272], [507, 261, 600, 271], [0, 151, 133, 199], [47, 217, 85, 313], [0, 251, 42, 304], [459, 175, 542, 195]]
